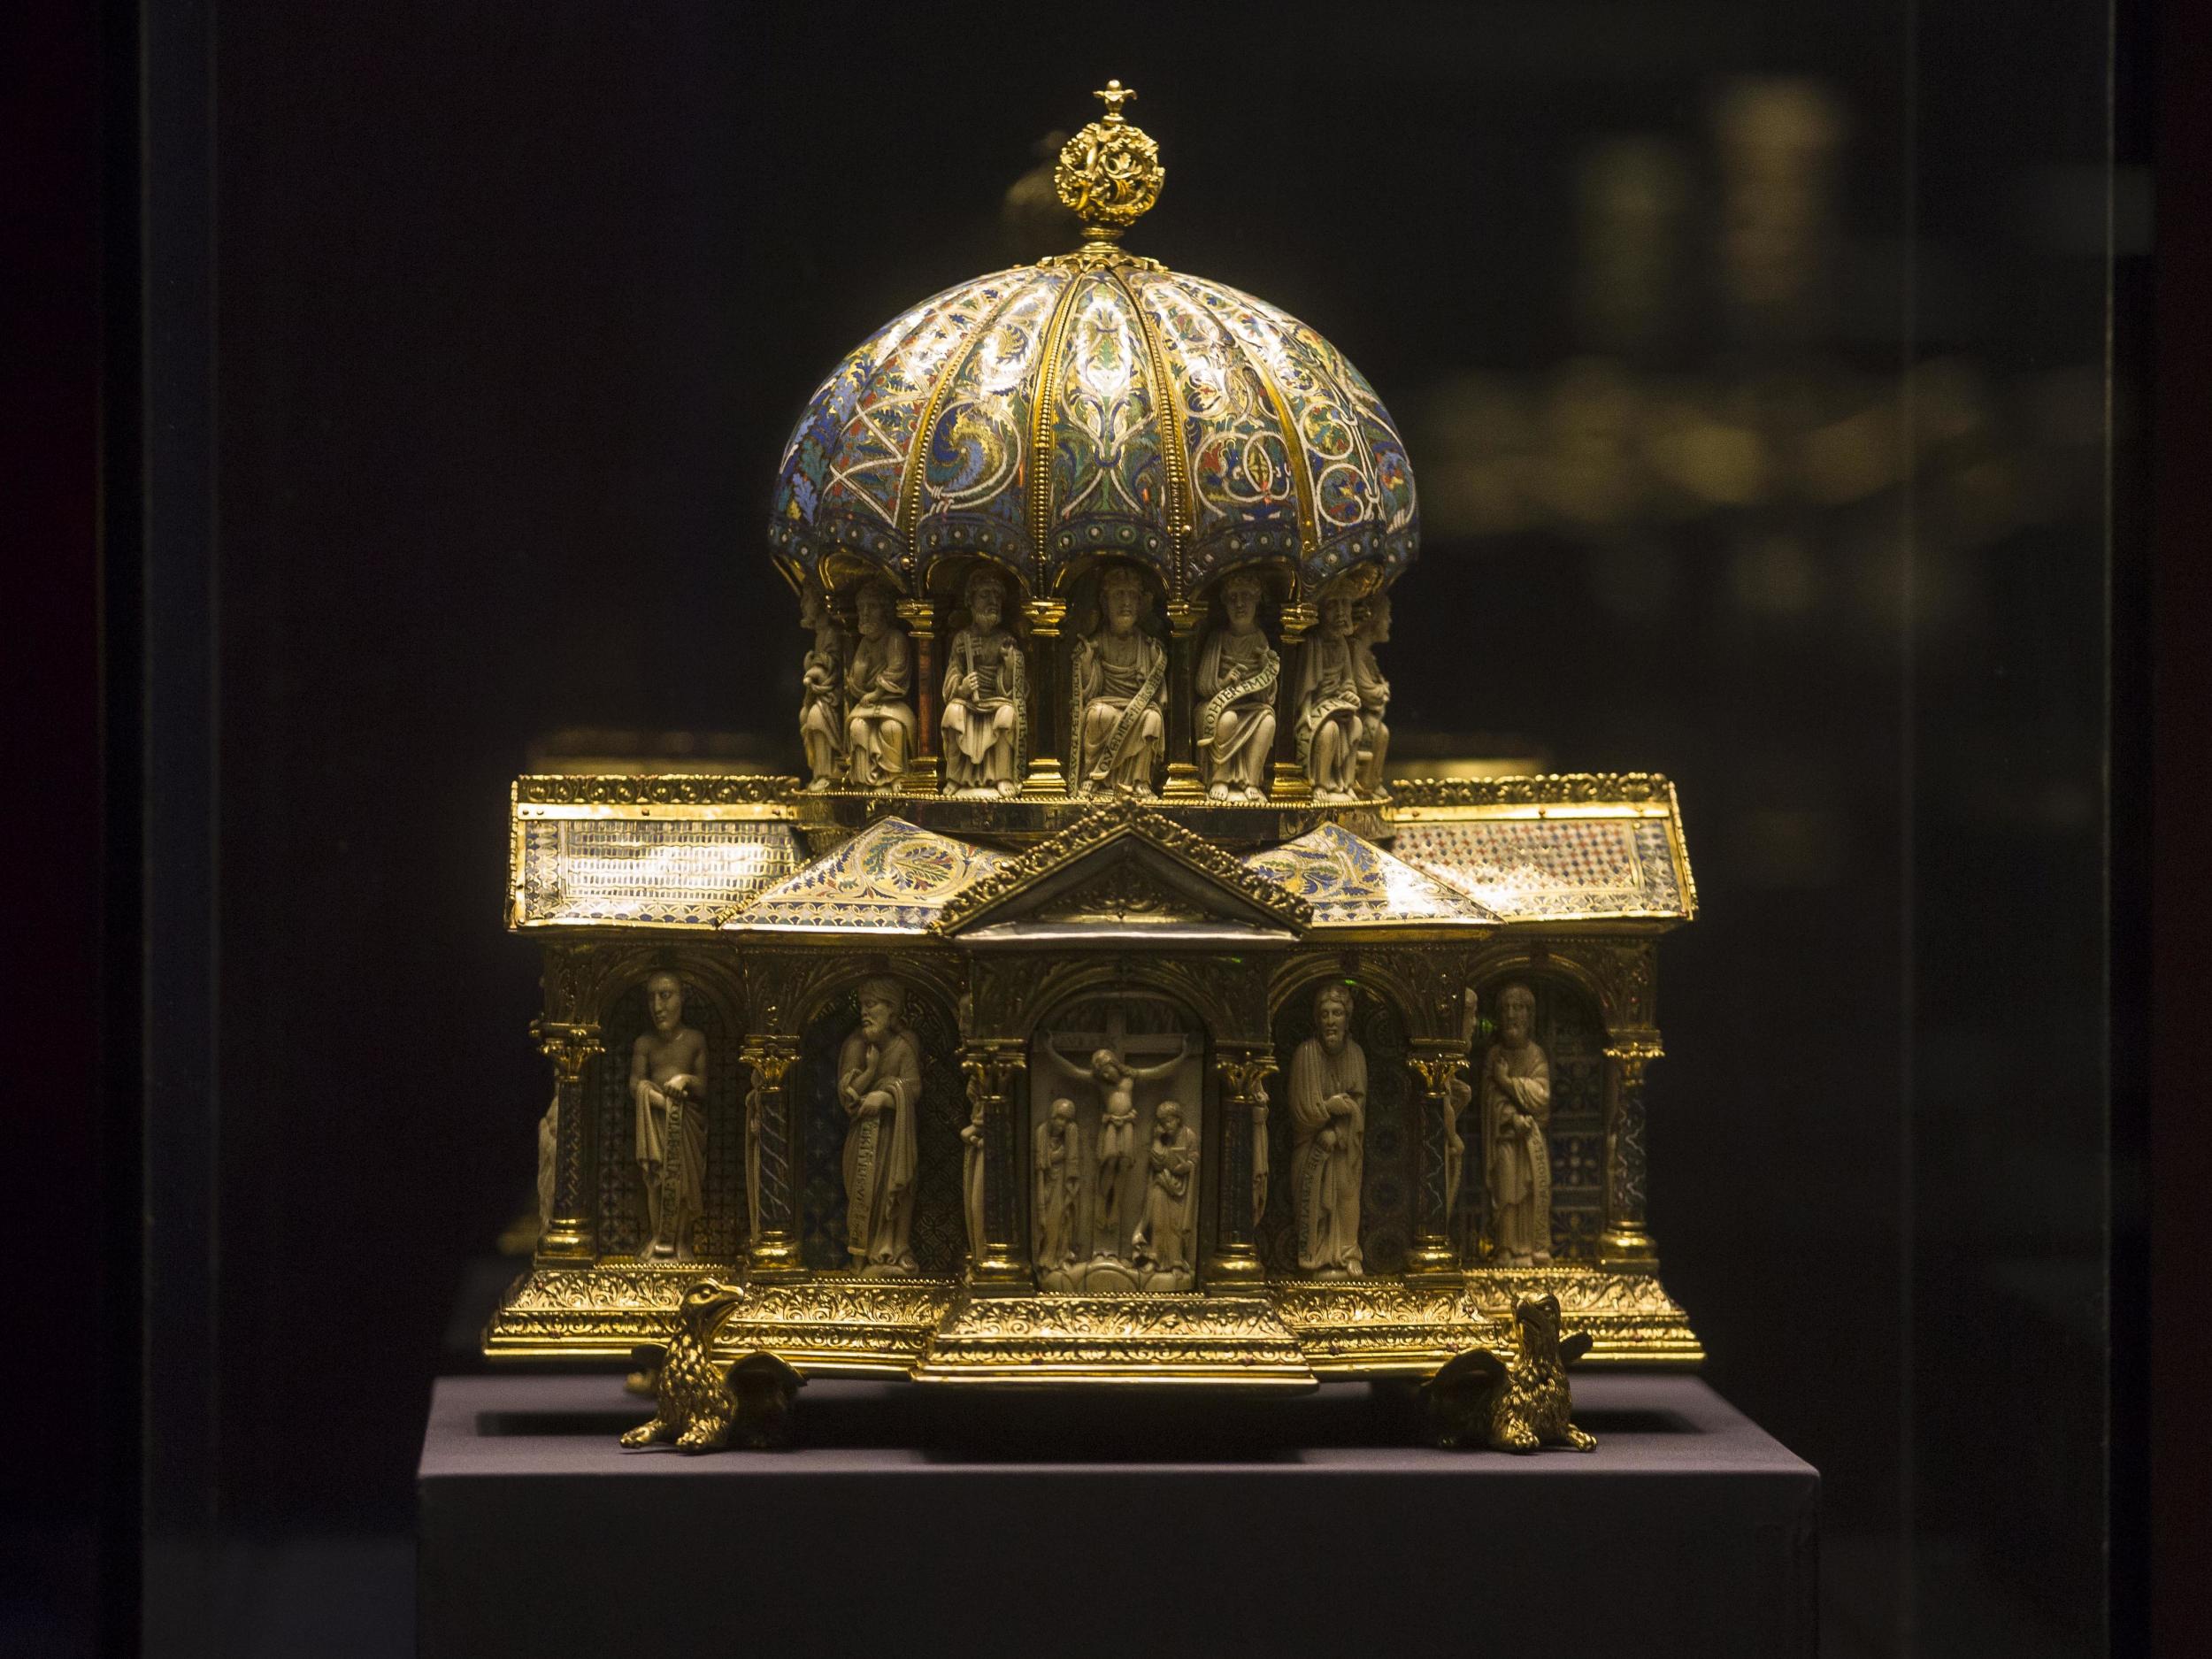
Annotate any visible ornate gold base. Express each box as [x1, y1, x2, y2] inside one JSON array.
[[485, 1263, 1703, 1376]]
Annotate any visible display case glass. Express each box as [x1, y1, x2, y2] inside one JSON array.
[[118, 3, 2138, 1654]]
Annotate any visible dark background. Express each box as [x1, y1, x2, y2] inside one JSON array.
[[11, 0, 2179, 1653]]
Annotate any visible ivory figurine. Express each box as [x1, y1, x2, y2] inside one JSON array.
[[1194, 570, 1278, 801], [1483, 983, 1553, 1266], [1293, 588, 1364, 802], [1350, 591, 1392, 797], [536, 1094, 558, 1235], [842, 582, 916, 787], [941, 569, 1025, 796], [631, 972, 708, 1260], [1041, 1030, 1192, 1254], [797, 581, 846, 791], [1129, 1100, 1200, 1291], [1287, 983, 1365, 1275], [1071, 565, 1167, 795], [960, 1072, 987, 1267], [839, 977, 920, 1273], [1033, 1096, 1085, 1288]]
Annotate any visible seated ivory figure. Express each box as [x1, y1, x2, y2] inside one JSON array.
[[941, 570, 1025, 796], [842, 581, 916, 788], [1194, 569, 1278, 802], [1350, 591, 1391, 798], [1072, 565, 1167, 795], [1294, 588, 1364, 803]]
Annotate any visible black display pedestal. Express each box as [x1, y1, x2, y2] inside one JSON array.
[[418, 1372, 1816, 1658]]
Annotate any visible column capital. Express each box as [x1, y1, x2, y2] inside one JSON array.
[[1602, 1034, 1665, 1087], [1164, 598, 1208, 636], [739, 1033, 803, 1083], [1022, 597, 1068, 634], [893, 597, 936, 628], [531, 1019, 603, 1081]]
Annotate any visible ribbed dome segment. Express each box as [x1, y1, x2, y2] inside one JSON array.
[[769, 258, 1417, 600]]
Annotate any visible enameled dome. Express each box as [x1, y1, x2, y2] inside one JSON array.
[[768, 87, 1417, 604]]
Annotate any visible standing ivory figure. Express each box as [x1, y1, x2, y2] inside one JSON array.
[[839, 977, 921, 1273], [797, 581, 846, 791], [1071, 565, 1167, 795], [1350, 591, 1392, 797], [959, 1072, 987, 1267], [1033, 1097, 1085, 1285], [1288, 983, 1365, 1275], [842, 582, 916, 787], [1130, 1100, 1201, 1291], [1294, 588, 1365, 802], [536, 1094, 558, 1236], [1041, 1031, 1191, 1253], [743, 1069, 764, 1245], [941, 570, 1025, 796], [1194, 570, 1279, 801], [631, 972, 709, 1260], [1483, 983, 1553, 1266]]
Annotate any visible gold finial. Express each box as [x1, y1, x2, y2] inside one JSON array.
[[1055, 78, 1164, 245]]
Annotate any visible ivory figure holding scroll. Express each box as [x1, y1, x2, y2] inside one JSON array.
[[839, 977, 921, 1273], [1350, 591, 1392, 797], [1483, 983, 1553, 1266], [941, 569, 1025, 796], [1072, 565, 1166, 795], [842, 582, 915, 788], [1033, 1097, 1085, 1286], [1129, 1100, 1200, 1291], [1041, 1030, 1191, 1251], [1288, 983, 1365, 1275], [1194, 570, 1278, 801], [1294, 588, 1364, 802], [631, 972, 709, 1260], [797, 581, 846, 791]]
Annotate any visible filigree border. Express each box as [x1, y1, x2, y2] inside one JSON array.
[[516, 774, 801, 806], [1388, 772, 1674, 808]]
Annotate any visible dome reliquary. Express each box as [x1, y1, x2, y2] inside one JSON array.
[[487, 84, 1704, 1409]]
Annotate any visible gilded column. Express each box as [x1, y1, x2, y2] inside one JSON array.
[[1021, 597, 1068, 795], [1270, 601, 1316, 803], [1405, 1042, 1469, 1281], [1162, 598, 1206, 799], [532, 1018, 603, 1262], [1599, 1033, 1664, 1269], [1204, 1049, 1274, 1291], [961, 1040, 1033, 1292], [895, 598, 940, 791], [739, 1034, 804, 1278]]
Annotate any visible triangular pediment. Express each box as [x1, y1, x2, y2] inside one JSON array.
[[931, 802, 1311, 939]]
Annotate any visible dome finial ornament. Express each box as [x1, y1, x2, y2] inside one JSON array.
[[1054, 78, 1164, 246]]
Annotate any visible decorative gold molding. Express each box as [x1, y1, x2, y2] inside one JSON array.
[[927, 798, 1313, 935], [487, 1265, 1700, 1371], [515, 773, 800, 808], [1387, 772, 1676, 810]]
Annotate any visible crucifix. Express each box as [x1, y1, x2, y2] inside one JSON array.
[[1040, 1005, 1191, 1258]]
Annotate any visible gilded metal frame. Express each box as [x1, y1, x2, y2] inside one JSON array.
[[487, 773, 1702, 1381]]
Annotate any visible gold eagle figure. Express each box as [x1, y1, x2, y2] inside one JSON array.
[[620, 1279, 748, 1452], [1421, 1293, 1597, 1454]]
